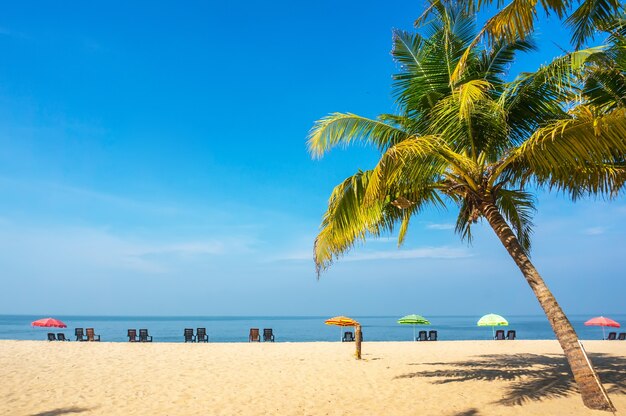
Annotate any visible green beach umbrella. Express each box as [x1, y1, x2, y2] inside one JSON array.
[[398, 314, 431, 341], [477, 313, 508, 338]]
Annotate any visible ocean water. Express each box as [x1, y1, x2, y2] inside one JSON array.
[[1, 314, 624, 343]]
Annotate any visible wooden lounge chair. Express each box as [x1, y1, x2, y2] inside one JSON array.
[[416, 330, 428, 341], [495, 329, 505, 340], [342, 331, 355, 342], [249, 328, 260, 342], [47, 333, 57, 341], [139, 329, 153, 342], [263, 328, 275, 342], [197, 328, 208, 342], [85, 328, 101, 342], [184, 328, 196, 343], [57, 333, 70, 341], [506, 330, 516, 340], [127, 329, 139, 342], [75, 328, 87, 342], [428, 330, 438, 341], [607, 332, 617, 340], [618, 333, 626, 340]]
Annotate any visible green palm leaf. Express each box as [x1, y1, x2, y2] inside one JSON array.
[[307, 113, 408, 158]]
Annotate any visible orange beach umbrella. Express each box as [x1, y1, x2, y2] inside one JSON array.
[[325, 316, 359, 341], [325, 316, 359, 327]]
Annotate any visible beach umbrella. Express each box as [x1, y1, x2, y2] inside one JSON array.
[[477, 313, 508, 338], [325, 316, 359, 341], [584, 316, 620, 339], [397, 314, 431, 340], [31, 317, 67, 328]]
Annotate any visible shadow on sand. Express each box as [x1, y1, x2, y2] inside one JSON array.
[[30, 407, 95, 416], [395, 353, 626, 406]]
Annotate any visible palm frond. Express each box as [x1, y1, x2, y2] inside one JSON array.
[[458, 79, 492, 120], [565, 0, 621, 48], [314, 169, 446, 274], [499, 47, 608, 143], [479, 38, 537, 86], [499, 107, 626, 199], [307, 113, 409, 158], [365, 135, 449, 203], [314, 170, 384, 273], [450, 0, 537, 83], [495, 188, 536, 253]]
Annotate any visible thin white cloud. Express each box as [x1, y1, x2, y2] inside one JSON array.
[[426, 223, 455, 230], [272, 246, 470, 263], [366, 236, 398, 244], [345, 246, 471, 261], [0, 222, 258, 275], [15, 177, 185, 216], [583, 226, 606, 236]]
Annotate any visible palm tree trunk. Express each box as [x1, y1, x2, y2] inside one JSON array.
[[480, 201, 615, 412]]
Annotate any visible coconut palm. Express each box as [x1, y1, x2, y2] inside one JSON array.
[[308, 6, 626, 412]]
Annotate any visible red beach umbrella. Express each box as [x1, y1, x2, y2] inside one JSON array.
[[584, 316, 620, 339], [31, 317, 67, 328]]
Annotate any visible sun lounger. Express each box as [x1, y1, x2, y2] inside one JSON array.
[[197, 328, 208, 342], [416, 330, 428, 341], [428, 330, 438, 341], [506, 330, 516, 340], [85, 328, 101, 342], [495, 329, 505, 340], [618, 333, 626, 340], [139, 329, 153, 342], [74, 328, 86, 342], [263, 328, 275, 342], [607, 332, 617, 340], [47, 333, 57, 341], [184, 328, 196, 343], [342, 331, 355, 342], [127, 329, 139, 342], [249, 328, 261, 342], [57, 333, 70, 341]]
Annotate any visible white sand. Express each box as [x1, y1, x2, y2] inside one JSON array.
[[1, 340, 625, 415]]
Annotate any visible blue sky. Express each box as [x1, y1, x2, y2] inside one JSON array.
[[0, 1, 624, 317]]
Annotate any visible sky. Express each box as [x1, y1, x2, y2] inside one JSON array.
[[0, 1, 624, 317]]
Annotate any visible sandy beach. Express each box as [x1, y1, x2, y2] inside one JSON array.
[[0, 340, 625, 415]]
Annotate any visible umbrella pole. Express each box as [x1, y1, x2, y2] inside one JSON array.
[[492, 326, 495, 339], [413, 325, 416, 341], [602, 326, 606, 340]]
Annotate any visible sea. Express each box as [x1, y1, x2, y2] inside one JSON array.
[[2, 314, 624, 343]]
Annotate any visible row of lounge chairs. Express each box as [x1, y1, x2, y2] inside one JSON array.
[[47, 333, 70, 341], [184, 328, 209, 342], [249, 328, 275, 342], [47, 328, 101, 341], [128, 329, 153, 342], [416, 330, 438, 341], [495, 330, 516, 340], [61, 327, 626, 342]]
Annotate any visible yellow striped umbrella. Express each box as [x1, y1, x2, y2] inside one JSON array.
[[325, 316, 359, 341]]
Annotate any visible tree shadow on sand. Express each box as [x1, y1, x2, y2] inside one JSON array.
[[30, 406, 95, 416], [395, 353, 626, 406]]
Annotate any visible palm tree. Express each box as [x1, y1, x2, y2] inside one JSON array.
[[307, 6, 626, 412]]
